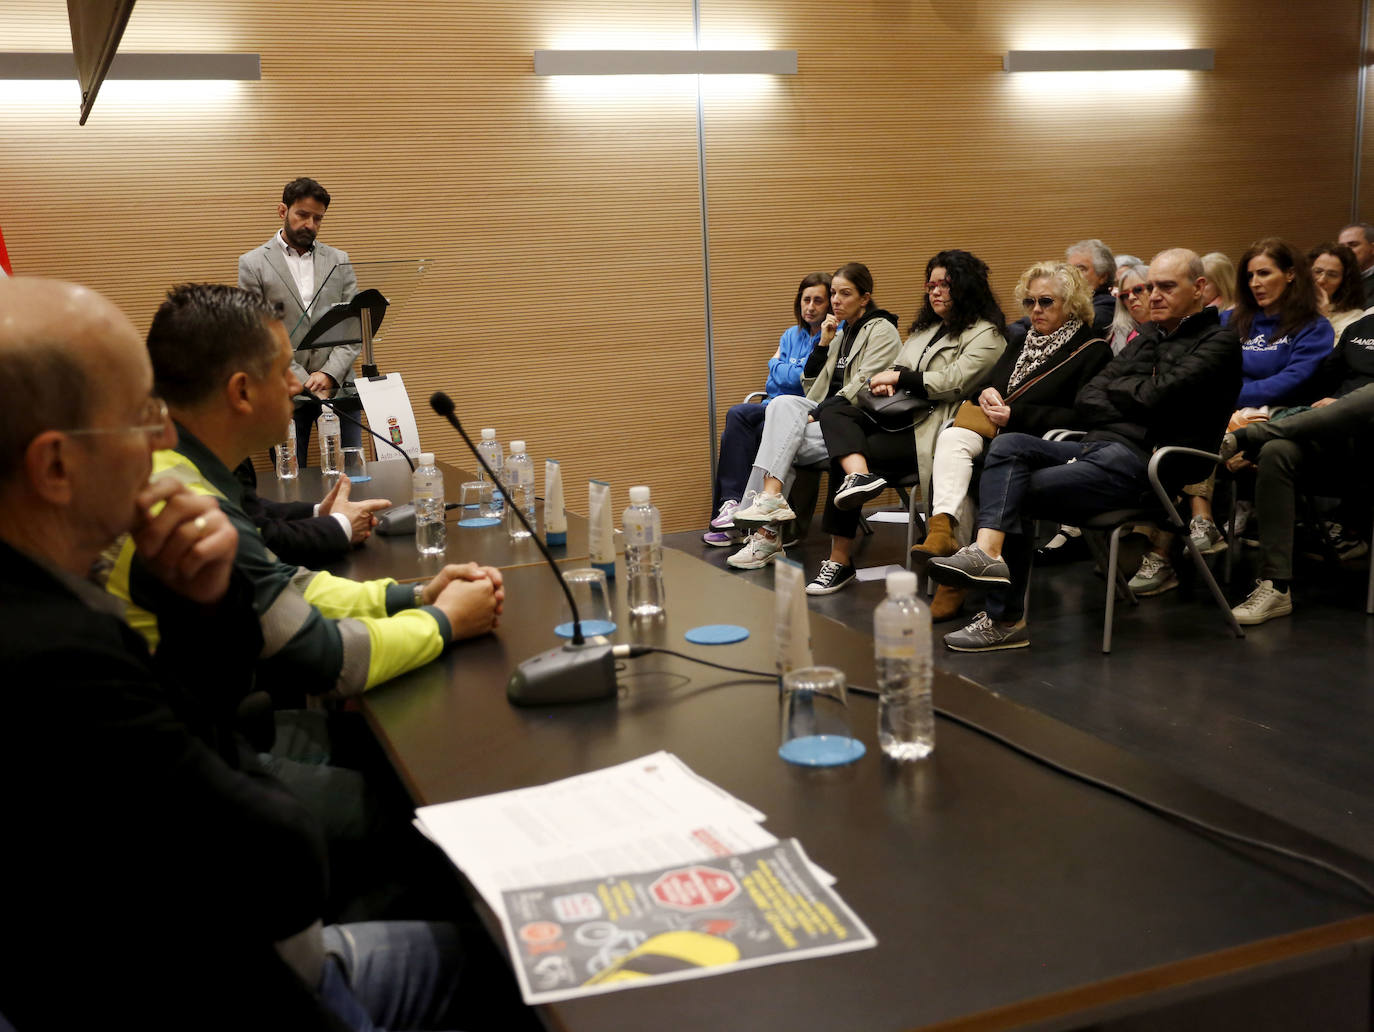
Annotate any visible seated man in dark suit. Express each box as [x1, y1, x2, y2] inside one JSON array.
[[929, 248, 1241, 651], [0, 276, 471, 1029], [235, 456, 391, 566]]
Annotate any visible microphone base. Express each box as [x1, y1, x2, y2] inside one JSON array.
[[507, 642, 618, 706]]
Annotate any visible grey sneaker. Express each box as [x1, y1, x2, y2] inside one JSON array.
[[944, 611, 1030, 652], [805, 560, 857, 595], [833, 472, 888, 510], [1232, 579, 1292, 626], [726, 530, 784, 569], [732, 493, 797, 525], [1128, 551, 1179, 596], [928, 544, 1011, 588], [1188, 516, 1227, 555]]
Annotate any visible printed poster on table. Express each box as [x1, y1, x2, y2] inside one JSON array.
[[354, 372, 421, 463], [499, 839, 876, 1004]]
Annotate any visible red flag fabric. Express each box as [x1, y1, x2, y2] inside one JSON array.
[[0, 225, 11, 277]]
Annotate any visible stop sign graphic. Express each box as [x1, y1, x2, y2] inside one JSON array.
[[651, 865, 740, 910]]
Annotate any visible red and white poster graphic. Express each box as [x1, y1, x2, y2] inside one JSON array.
[[0, 225, 11, 277]]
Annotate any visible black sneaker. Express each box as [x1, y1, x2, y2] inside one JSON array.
[[833, 472, 888, 511], [805, 560, 857, 595]]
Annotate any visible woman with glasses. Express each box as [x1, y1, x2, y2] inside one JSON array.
[[1309, 242, 1368, 341], [1110, 258, 1151, 353], [795, 249, 1007, 596], [910, 261, 1111, 618]]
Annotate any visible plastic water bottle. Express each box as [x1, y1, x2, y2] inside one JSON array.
[[875, 570, 933, 761], [317, 406, 341, 475], [413, 451, 446, 556], [504, 441, 534, 541], [623, 486, 665, 618], [275, 421, 299, 480], [477, 428, 504, 519]]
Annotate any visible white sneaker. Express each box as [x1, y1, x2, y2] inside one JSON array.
[[726, 530, 784, 569], [732, 493, 797, 525], [1128, 551, 1178, 596], [1232, 579, 1292, 626]]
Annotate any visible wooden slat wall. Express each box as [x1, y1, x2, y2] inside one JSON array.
[[1, 0, 1363, 532]]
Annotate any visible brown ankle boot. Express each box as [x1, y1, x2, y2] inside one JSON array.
[[930, 584, 967, 622], [911, 513, 959, 565]]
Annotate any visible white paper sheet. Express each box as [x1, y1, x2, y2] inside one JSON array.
[[354, 372, 421, 462]]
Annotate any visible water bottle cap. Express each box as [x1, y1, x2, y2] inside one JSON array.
[[510, 440, 526, 453], [419, 452, 435, 465], [629, 486, 650, 503], [480, 428, 496, 440], [886, 570, 917, 597]]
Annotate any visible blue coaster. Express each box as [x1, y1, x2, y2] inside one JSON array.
[[347, 474, 372, 483], [554, 619, 617, 639], [779, 735, 866, 767], [463, 503, 480, 509], [685, 624, 749, 645], [457, 517, 501, 528]]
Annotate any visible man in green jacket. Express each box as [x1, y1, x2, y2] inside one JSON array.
[[108, 283, 504, 701]]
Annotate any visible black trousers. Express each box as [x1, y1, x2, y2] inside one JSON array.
[[816, 402, 918, 539]]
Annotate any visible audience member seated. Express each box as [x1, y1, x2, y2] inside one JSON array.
[[910, 260, 1110, 619], [1337, 222, 1374, 306], [107, 284, 505, 703], [1200, 252, 1237, 315], [926, 249, 1240, 652], [725, 263, 901, 569], [1006, 238, 1117, 348], [1222, 370, 1374, 625], [1132, 238, 1339, 592], [0, 276, 489, 1030], [1309, 241, 1369, 341], [236, 457, 391, 566], [1110, 257, 1151, 353], [704, 271, 830, 546], [802, 250, 1008, 596]]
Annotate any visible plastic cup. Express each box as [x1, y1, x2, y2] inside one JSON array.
[[556, 567, 616, 638], [459, 480, 484, 510], [343, 446, 369, 482], [779, 666, 865, 767]]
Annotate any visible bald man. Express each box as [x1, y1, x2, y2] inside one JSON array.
[[0, 278, 473, 1030], [929, 249, 1241, 652]]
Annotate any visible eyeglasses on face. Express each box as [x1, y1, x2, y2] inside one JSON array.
[[1312, 267, 1343, 281], [1020, 295, 1058, 311], [61, 397, 169, 438], [1114, 283, 1149, 300], [925, 279, 953, 293]]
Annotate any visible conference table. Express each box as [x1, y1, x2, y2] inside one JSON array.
[[349, 528, 1374, 1031]]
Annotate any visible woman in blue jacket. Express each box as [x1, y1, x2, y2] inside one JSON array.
[[704, 272, 831, 545], [1226, 237, 1333, 411]]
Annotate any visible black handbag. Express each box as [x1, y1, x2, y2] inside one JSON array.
[[853, 385, 934, 432]]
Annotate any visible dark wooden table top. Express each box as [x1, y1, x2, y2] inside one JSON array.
[[361, 549, 1374, 1031], [255, 459, 597, 579]]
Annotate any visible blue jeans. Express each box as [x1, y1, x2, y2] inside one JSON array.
[[712, 402, 769, 515], [976, 433, 1149, 621], [320, 921, 462, 1031]]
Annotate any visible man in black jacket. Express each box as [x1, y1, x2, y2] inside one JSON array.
[[929, 249, 1241, 651], [0, 277, 469, 1029], [236, 457, 391, 566]]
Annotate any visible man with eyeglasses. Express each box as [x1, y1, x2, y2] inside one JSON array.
[[929, 249, 1240, 651], [0, 276, 475, 1027]]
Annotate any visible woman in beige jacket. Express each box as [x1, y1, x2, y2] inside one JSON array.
[[804, 250, 1008, 595]]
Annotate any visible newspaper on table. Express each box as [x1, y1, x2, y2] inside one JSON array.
[[499, 838, 876, 1004]]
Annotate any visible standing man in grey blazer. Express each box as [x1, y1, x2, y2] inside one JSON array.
[[238, 177, 362, 462]]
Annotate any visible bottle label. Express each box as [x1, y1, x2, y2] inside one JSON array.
[[875, 625, 917, 660]]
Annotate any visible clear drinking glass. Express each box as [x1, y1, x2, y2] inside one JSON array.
[[557, 567, 616, 638], [342, 446, 369, 482], [459, 480, 484, 510], [779, 666, 865, 767]]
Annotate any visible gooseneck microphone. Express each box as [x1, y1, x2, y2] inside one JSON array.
[[428, 391, 619, 706], [316, 396, 415, 472]]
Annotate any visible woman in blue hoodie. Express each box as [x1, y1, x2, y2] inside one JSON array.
[[1226, 237, 1333, 412]]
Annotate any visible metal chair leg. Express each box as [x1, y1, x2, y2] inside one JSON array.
[[1179, 529, 1245, 639], [1103, 525, 1128, 653]]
